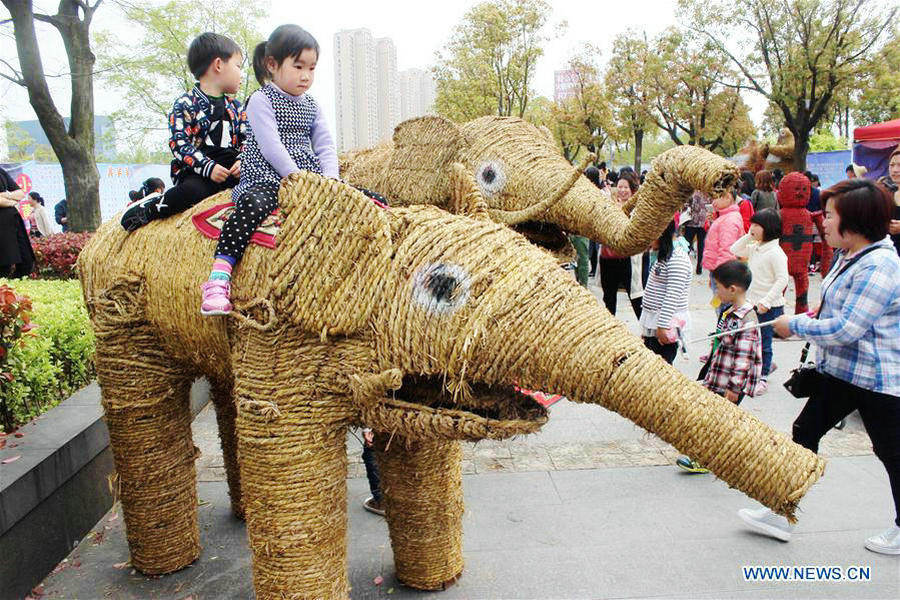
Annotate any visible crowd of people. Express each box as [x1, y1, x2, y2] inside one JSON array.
[[576, 151, 900, 556], [0, 165, 72, 278]]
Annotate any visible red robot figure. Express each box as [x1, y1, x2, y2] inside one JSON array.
[[778, 172, 815, 314]]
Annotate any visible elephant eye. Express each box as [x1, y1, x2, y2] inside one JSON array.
[[475, 160, 507, 198], [412, 263, 471, 315]]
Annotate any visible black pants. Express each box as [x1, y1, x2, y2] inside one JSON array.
[[643, 336, 678, 364], [598, 257, 642, 319], [361, 443, 382, 502], [149, 172, 239, 220], [588, 241, 599, 276], [683, 226, 706, 274], [792, 373, 900, 527], [214, 183, 279, 261]]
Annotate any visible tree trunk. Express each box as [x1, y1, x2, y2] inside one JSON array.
[[2, 0, 101, 231], [792, 130, 809, 173], [633, 128, 644, 173], [63, 151, 101, 230]]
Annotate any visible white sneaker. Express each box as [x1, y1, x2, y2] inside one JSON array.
[[738, 507, 794, 542], [755, 379, 768, 396], [865, 525, 900, 555]]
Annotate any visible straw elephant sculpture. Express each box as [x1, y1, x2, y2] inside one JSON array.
[[341, 115, 706, 262], [79, 162, 825, 598]]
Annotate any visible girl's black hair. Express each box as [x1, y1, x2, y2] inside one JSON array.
[[655, 220, 677, 264], [749, 208, 781, 242], [739, 170, 755, 196], [28, 191, 44, 206], [584, 165, 601, 188], [128, 177, 166, 202], [253, 25, 320, 86]]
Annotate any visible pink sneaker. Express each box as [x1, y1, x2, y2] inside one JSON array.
[[200, 280, 232, 316]]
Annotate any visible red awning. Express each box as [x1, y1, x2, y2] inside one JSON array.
[[853, 118, 900, 142]]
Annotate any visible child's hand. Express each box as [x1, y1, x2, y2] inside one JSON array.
[[363, 429, 374, 447], [724, 390, 739, 403], [229, 160, 241, 178], [756, 304, 768, 314], [211, 163, 230, 183]]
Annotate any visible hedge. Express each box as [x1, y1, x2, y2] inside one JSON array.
[[31, 232, 93, 279], [0, 279, 95, 432]]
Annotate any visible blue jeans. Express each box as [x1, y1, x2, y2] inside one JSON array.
[[757, 305, 783, 377]]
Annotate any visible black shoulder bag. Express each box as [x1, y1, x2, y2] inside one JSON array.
[[783, 245, 882, 398]]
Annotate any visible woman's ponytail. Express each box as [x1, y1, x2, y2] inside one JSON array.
[[252, 42, 270, 86]]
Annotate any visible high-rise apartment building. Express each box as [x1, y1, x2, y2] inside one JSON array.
[[334, 29, 436, 151], [333, 28, 378, 152], [398, 68, 436, 122], [375, 38, 400, 143]]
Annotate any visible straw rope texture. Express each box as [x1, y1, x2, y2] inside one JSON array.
[[79, 159, 823, 598], [341, 115, 740, 259]]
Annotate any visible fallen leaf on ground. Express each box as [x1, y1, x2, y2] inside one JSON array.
[[373, 575, 383, 585], [387, 587, 394, 594], [112, 561, 130, 569], [2, 455, 21, 464], [14, 432, 24, 438], [108, 512, 119, 522]]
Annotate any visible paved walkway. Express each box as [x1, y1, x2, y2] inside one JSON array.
[[39, 271, 900, 599]]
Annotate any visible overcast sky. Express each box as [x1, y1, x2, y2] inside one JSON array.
[[0, 0, 767, 151]]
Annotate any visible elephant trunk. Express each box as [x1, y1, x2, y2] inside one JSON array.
[[463, 279, 823, 521], [548, 146, 739, 256]]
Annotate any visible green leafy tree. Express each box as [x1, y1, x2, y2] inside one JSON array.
[[95, 0, 266, 159], [808, 129, 849, 152], [853, 26, 900, 125], [1, 0, 102, 231], [680, 0, 897, 171], [433, 0, 559, 122], [550, 50, 616, 163], [650, 29, 756, 156], [605, 31, 657, 172]]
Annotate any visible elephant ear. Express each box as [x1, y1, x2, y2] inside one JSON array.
[[265, 172, 393, 336], [386, 116, 472, 206]]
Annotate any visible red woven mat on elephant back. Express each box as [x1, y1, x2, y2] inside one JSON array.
[[515, 387, 564, 408], [192, 202, 282, 249]]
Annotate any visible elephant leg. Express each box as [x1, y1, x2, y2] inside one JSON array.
[[99, 358, 199, 574], [237, 407, 349, 598], [209, 378, 243, 519], [375, 435, 465, 590]]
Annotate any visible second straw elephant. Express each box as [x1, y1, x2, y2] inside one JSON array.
[[79, 171, 825, 599], [341, 115, 727, 261]]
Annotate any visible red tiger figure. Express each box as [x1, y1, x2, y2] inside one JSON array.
[[778, 172, 815, 314]]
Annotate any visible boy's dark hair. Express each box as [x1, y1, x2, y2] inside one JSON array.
[[821, 178, 893, 242], [712, 260, 752, 291], [846, 164, 855, 174], [598, 161, 606, 169], [749, 208, 781, 242], [187, 32, 242, 81], [253, 24, 319, 86]]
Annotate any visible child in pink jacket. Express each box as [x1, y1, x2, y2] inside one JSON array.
[[702, 189, 745, 314]]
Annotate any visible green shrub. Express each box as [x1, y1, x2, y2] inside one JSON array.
[[0, 279, 95, 432]]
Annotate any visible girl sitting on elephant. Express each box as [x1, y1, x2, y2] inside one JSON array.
[[202, 24, 338, 315]]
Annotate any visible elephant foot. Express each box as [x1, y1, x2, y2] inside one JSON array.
[[400, 570, 462, 591]]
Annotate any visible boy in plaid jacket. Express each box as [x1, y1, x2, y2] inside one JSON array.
[[678, 260, 762, 473]]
